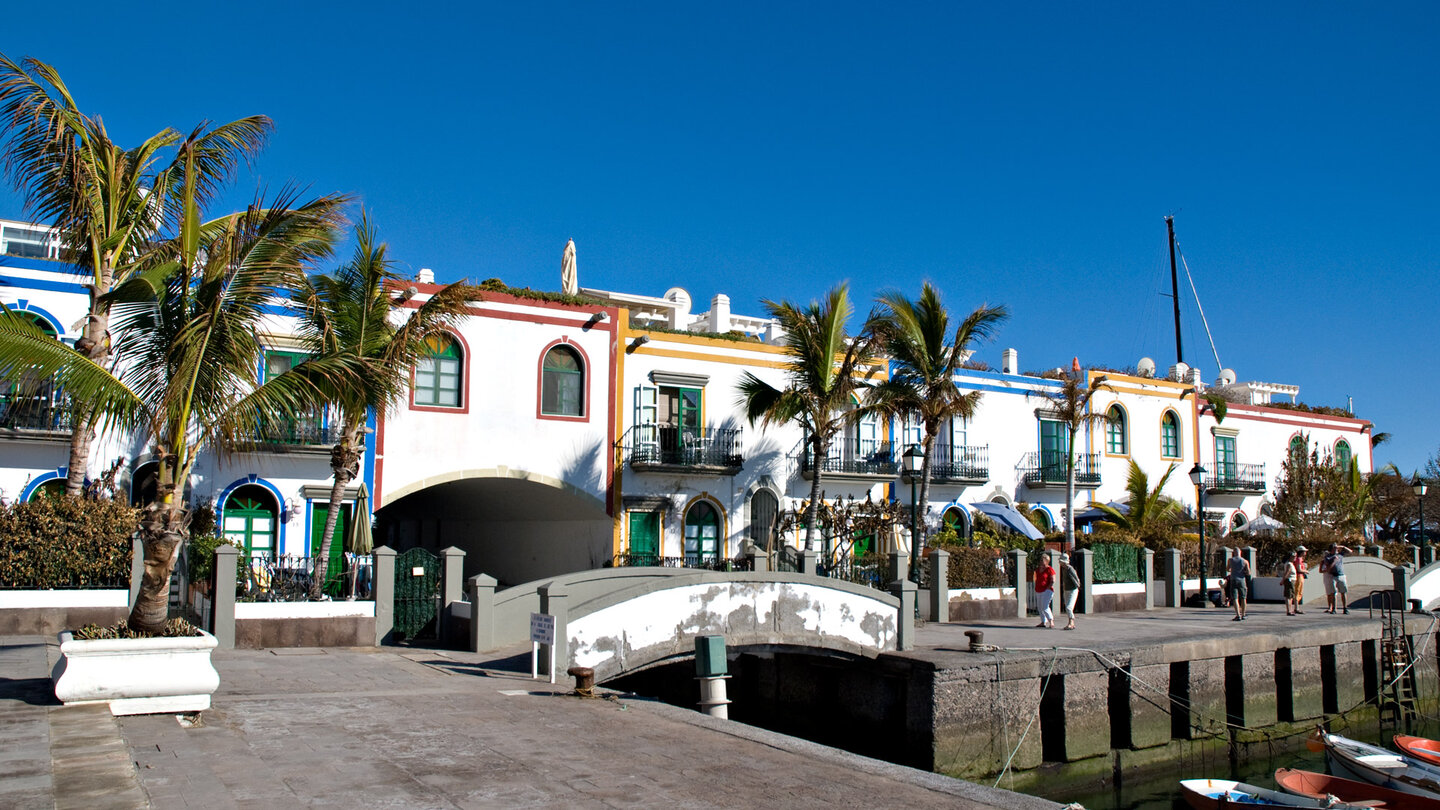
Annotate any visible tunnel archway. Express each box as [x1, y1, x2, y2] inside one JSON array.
[[375, 469, 612, 587]]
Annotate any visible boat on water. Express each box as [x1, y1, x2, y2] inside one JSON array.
[[1394, 735, 1440, 768], [1318, 731, 1440, 798], [1179, 778, 1373, 809], [1275, 767, 1440, 809]]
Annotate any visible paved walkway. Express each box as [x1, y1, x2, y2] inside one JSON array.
[[0, 636, 1056, 809]]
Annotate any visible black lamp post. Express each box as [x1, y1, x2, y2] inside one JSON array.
[[902, 445, 924, 554], [1189, 462, 1210, 607], [1414, 475, 1428, 556]]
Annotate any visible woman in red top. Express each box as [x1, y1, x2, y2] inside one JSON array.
[[1035, 557, 1057, 628]]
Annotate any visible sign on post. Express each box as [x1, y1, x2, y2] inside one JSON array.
[[530, 612, 556, 684]]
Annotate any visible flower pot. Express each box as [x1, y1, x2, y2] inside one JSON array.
[[51, 629, 220, 716]]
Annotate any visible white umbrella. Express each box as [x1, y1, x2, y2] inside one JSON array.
[[1241, 514, 1287, 533], [561, 239, 578, 295]]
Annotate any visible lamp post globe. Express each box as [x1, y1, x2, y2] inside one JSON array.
[[1415, 475, 1428, 551], [1189, 463, 1209, 607]]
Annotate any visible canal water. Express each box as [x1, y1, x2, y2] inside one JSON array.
[[1043, 718, 1440, 809]]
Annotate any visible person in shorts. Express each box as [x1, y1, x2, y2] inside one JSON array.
[[1282, 554, 1298, 615], [1227, 547, 1250, 621], [1321, 543, 1353, 614]]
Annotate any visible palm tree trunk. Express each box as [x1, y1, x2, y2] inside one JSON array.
[[805, 433, 826, 552], [917, 431, 936, 551], [64, 287, 112, 496], [311, 418, 363, 598], [127, 498, 188, 634], [1065, 426, 1077, 552]]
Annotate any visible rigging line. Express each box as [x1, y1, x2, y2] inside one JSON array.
[[1173, 239, 1224, 376]]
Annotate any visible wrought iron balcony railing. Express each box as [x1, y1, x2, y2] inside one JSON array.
[[250, 415, 339, 449], [799, 440, 899, 478], [906, 443, 989, 483], [610, 553, 751, 572], [1019, 450, 1101, 488], [1206, 463, 1266, 494], [0, 391, 73, 437], [628, 425, 743, 471]]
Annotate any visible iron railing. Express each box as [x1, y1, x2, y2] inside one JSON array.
[[1018, 451, 1100, 487], [799, 440, 899, 477], [237, 553, 373, 601], [250, 415, 339, 448], [914, 443, 989, 482], [628, 425, 743, 470], [825, 553, 893, 590], [1206, 463, 1266, 494], [0, 390, 73, 435], [610, 553, 752, 572]]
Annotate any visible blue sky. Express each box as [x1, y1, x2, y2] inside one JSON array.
[[3, 3, 1437, 473]]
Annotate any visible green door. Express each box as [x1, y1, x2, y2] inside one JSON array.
[[1216, 436, 1237, 482], [310, 504, 350, 596], [1040, 419, 1068, 482], [222, 497, 276, 558], [628, 511, 660, 565]]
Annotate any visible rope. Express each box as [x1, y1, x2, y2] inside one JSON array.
[[993, 648, 1059, 787]]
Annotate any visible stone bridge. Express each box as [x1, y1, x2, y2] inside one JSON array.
[[463, 568, 914, 683]]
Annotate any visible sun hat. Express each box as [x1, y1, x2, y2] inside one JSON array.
[[1059, 553, 1070, 563], [1296, 545, 1306, 552]]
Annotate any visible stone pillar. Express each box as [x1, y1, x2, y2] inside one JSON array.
[[1410, 545, 1422, 569], [1075, 548, 1094, 614], [1367, 544, 1384, 558], [1141, 548, 1155, 609], [1177, 657, 1227, 740], [440, 546, 465, 646], [1008, 549, 1028, 620], [1163, 547, 1182, 608], [1425, 546, 1436, 567], [746, 543, 770, 572], [1242, 546, 1258, 576], [128, 535, 145, 609], [929, 549, 950, 623], [800, 550, 821, 576], [1278, 646, 1324, 721], [889, 578, 917, 651], [890, 551, 909, 583], [1122, 663, 1173, 748], [538, 582, 569, 675], [1049, 670, 1110, 761], [373, 546, 395, 646], [1393, 565, 1413, 612], [1227, 652, 1277, 729], [466, 574, 497, 652], [211, 545, 239, 650]]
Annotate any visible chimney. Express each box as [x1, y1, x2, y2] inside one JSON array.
[[417, 268, 435, 284], [710, 294, 731, 333], [1001, 348, 1018, 375]]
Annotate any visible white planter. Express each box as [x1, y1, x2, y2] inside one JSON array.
[[51, 629, 220, 716]]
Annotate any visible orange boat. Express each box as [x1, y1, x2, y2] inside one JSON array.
[[1396, 735, 1440, 768], [1275, 767, 1440, 809]]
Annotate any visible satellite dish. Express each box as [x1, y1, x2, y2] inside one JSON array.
[[1137, 357, 1156, 378]]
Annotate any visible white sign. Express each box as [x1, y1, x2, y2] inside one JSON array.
[[411, 566, 425, 576], [530, 612, 556, 646]]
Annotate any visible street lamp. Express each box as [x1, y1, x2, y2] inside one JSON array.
[[1189, 462, 1210, 608], [1414, 475, 1428, 559], [902, 445, 924, 554]]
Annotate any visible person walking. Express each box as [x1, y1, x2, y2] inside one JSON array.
[[1227, 547, 1250, 621], [1059, 553, 1080, 630], [1035, 555, 1057, 629], [1281, 554, 1298, 616], [1322, 543, 1353, 614], [1292, 546, 1308, 613]]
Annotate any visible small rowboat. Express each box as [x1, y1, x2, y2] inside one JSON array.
[[1395, 735, 1440, 768], [1319, 731, 1440, 798], [1275, 767, 1440, 809], [1179, 778, 1373, 809]]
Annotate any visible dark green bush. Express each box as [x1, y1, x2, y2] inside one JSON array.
[[0, 497, 138, 588]]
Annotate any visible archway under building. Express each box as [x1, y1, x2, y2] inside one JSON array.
[[374, 470, 612, 588]]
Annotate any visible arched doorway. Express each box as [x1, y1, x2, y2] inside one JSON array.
[[222, 485, 280, 560], [942, 506, 970, 540], [748, 490, 779, 551], [684, 500, 721, 566]]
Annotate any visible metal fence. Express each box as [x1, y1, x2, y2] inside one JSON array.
[[824, 553, 893, 590], [237, 553, 374, 602]]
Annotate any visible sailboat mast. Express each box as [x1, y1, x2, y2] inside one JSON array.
[[1166, 215, 1184, 364]]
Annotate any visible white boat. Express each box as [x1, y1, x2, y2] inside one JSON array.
[[1320, 731, 1440, 798], [1179, 778, 1372, 809]]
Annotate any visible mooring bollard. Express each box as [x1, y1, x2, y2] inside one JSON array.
[[568, 666, 595, 698], [695, 635, 731, 719]]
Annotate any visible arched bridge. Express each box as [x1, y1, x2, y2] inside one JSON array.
[[463, 567, 911, 683]]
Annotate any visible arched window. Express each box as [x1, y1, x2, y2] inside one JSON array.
[[27, 479, 65, 501], [222, 485, 279, 559], [541, 345, 584, 416], [1230, 512, 1248, 533], [748, 490, 779, 551], [1105, 405, 1127, 455], [1161, 411, 1181, 459], [1, 312, 66, 432], [684, 500, 721, 565], [942, 506, 970, 539], [414, 334, 463, 408], [1289, 435, 1307, 460], [1335, 440, 1352, 471], [130, 462, 160, 508]]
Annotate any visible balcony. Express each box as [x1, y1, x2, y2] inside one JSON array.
[[0, 390, 73, 440], [628, 425, 743, 474], [799, 440, 899, 481], [248, 415, 339, 453], [905, 443, 989, 485], [1206, 463, 1266, 494], [1019, 451, 1101, 488]]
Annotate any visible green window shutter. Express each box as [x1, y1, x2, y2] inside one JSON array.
[[1161, 412, 1180, 458], [310, 504, 350, 596]]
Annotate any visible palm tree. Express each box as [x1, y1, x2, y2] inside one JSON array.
[[0, 53, 271, 495], [0, 186, 347, 632], [737, 284, 883, 551], [1087, 460, 1183, 544], [1032, 371, 1114, 551], [292, 214, 475, 598], [868, 283, 1007, 548]]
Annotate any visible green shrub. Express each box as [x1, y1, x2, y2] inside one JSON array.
[[0, 497, 138, 588]]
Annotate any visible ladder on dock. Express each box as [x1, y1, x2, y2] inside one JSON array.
[[1373, 589, 1419, 723]]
